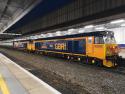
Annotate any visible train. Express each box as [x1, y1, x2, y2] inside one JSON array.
[[13, 31, 120, 67]]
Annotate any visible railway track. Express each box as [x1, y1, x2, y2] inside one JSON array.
[[0, 50, 90, 94], [1, 45, 125, 76], [1, 46, 125, 94], [102, 67, 125, 75]]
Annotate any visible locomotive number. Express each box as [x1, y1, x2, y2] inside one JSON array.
[[55, 43, 66, 50]]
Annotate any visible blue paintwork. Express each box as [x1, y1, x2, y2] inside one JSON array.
[[72, 40, 86, 54], [8, 0, 73, 32], [119, 44, 125, 48], [35, 39, 86, 55], [67, 41, 73, 53], [35, 42, 41, 49]]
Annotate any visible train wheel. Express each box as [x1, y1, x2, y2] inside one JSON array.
[[86, 56, 89, 64], [95, 60, 103, 67]]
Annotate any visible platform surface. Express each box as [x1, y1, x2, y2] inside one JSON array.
[[0, 53, 61, 94], [119, 49, 125, 58]]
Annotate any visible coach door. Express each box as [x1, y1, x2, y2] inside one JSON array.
[[86, 37, 94, 57]]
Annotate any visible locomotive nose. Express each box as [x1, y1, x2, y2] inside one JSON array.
[[106, 45, 119, 56], [112, 46, 119, 53], [109, 45, 119, 54]]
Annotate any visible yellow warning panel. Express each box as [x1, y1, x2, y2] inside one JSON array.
[[0, 74, 10, 94]]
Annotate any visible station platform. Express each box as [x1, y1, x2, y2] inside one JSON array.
[[119, 49, 125, 58], [0, 53, 61, 94]]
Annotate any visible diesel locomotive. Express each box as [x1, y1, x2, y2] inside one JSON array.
[[13, 31, 119, 67]]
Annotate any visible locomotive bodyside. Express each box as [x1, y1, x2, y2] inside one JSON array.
[[34, 38, 86, 55], [13, 31, 119, 67], [33, 31, 119, 67]]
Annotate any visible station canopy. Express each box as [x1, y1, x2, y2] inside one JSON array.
[[0, 0, 73, 40]]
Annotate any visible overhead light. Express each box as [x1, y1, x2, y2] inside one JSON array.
[[68, 28, 74, 32], [0, 33, 22, 35], [110, 19, 125, 24], [68, 28, 79, 35], [29, 36, 35, 39], [67, 30, 74, 35], [67, 31, 71, 35], [79, 28, 85, 33], [56, 31, 61, 36], [41, 34, 45, 37], [56, 31, 61, 34], [33, 35, 39, 39], [47, 33, 53, 37], [95, 26, 105, 30], [41, 34, 44, 36], [41, 34, 46, 36], [84, 25, 94, 29], [62, 31, 68, 35], [121, 23, 125, 27]]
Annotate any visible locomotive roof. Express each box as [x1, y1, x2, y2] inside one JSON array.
[[13, 31, 113, 42], [35, 30, 113, 41]]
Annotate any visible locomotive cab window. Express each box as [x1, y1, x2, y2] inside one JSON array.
[[94, 37, 104, 44], [104, 36, 116, 44]]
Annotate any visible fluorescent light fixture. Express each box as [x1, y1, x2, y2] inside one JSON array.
[[95, 26, 105, 30], [56, 31, 61, 34], [0, 33, 22, 35], [62, 31, 68, 35], [84, 25, 94, 29], [121, 23, 125, 27], [47, 33, 53, 37], [41, 34, 44, 36], [32, 36, 37, 39], [67, 31, 72, 35], [56, 31, 61, 36], [68, 29, 74, 32], [79, 28, 85, 33], [29, 36, 35, 39], [110, 19, 125, 24], [68, 29, 77, 35], [41, 34, 46, 38], [26, 37, 30, 39]]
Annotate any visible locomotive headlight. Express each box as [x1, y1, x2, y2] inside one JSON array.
[[106, 45, 119, 56]]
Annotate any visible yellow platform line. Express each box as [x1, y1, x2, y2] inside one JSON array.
[[0, 74, 10, 94]]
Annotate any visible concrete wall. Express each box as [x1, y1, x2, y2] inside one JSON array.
[[109, 27, 125, 44]]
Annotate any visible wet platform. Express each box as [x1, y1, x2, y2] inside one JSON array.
[[0, 53, 61, 94]]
